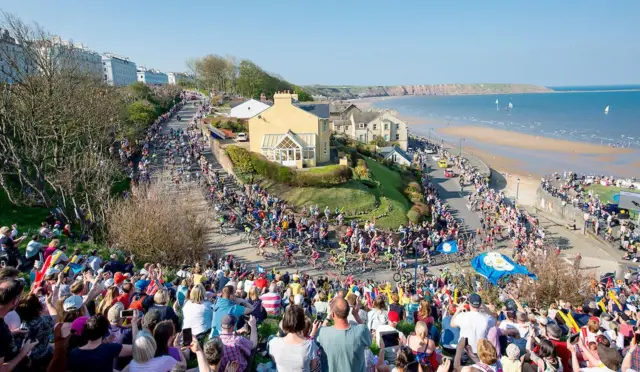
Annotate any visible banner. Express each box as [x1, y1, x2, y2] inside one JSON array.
[[471, 252, 537, 285]]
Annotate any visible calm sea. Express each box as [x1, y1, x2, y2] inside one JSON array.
[[372, 87, 640, 177], [373, 88, 640, 148]]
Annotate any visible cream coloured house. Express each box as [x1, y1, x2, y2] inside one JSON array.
[[332, 109, 409, 150], [248, 91, 331, 168]]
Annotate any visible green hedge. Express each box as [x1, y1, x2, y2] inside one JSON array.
[[226, 145, 351, 187]]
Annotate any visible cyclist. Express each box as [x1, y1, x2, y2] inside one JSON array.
[[257, 235, 268, 256], [283, 244, 295, 266], [310, 248, 320, 268]]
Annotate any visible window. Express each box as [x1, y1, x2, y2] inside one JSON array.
[[384, 123, 389, 130], [323, 120, 327, 132], [359, 134, 365, 142], [324, 142, 328, 154], [373, 123, 377, 130], [384, 134, 389, 141], [373, 135, 377, 140], [359, 123, 365, 129], [396, 134, 400, 140], [396, 123, 400, 130]]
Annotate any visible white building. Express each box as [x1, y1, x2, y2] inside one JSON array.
[[102, 53, 137, 86], [378, 146, 413, 166], [0, 28, 32, 84], [41, 37, 102, 76], [229, 99, 271, 119], [136, 65, 168, 85], [167, 72, 176, 85]]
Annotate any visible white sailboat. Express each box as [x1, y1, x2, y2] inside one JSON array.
[[495, 99, 499, 111], [508, 102, 513, 110], [604, 105, 610, 114]]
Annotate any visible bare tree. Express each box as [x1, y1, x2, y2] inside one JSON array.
[[106, 183, 208, 264]]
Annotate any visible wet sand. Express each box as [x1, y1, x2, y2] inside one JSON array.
[[437, 126, 632, 155]]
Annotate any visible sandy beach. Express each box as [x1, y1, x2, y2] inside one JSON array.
[[437, 125, 632, 155]]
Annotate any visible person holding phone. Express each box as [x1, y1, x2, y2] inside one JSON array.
[[268, 305, 319, 371]]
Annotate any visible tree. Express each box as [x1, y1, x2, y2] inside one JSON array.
[[127, 100, 156, 128], [106, 183, 208, 264], [294, 86, 313, 102]]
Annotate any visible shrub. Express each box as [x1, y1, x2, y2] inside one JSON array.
[[293, 166, 352, 187], [226, 146, 255, 174], [411, 203, 430, 216], [407, 209, 420, 224], [354, 165, 370, 179], [276, 166, 294, 183], [396, 321, 415, 336]]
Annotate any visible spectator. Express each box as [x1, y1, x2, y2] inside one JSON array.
[[389, 293, 405, 322], [415, 299, 434, 329], [407, 321, 438, 370], [500, 344, 522, 372], [218, 314, 257, 372], [149, 288, 180, 331], [465, 339, 500, 372], [43, 239, 60, 261], [440, 305, 460, 351], [313, 291, 329, 316], [393, 347, 419, 372], [526, 337, 563, 372], [15, 293, 54, 370], [376, 311, 407, 366], [405, 295, 420, 324], [0, 226, 26, 268], [546, 324, 572, 372], [260, 284, 282, 316], [269, 305, 319, 371], [346, 293, 368, 326], [182, 284, 213, 341], [106, 303, 130, 344], [96, 287, 120, 316], [25, 235, 44, 266], [254, 273, 268, 291], [247, 287, 266, 324], [193, 338, 238, 372], [450, 293, 495, 354], [0, 278, 39, 371], [210, 286, 254, 336], [316, 297, 371, 372], [368, 297, 389, 331], [67, 314, 135, 372], [152, 320, 187, 369], [127, 332, 178, 372]]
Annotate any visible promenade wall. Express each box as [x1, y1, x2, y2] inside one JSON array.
[[201, 124, 236, 178], [534, 186, 585, 223]]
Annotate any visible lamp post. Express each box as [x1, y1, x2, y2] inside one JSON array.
[[428, 128, 434, 144], [459, 138, 465, 158], [516, 178, 521, 204]]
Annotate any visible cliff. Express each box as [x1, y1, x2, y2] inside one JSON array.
[[303, 83, 552, 100]]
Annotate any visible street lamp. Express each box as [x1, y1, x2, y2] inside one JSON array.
[[516, 178, 521, 204], [428, 128, 434, 143], [459, 138, 465, 158]]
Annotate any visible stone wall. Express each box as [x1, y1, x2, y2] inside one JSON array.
[[206, 132, 236, 178], [535, 186, 585, 223]]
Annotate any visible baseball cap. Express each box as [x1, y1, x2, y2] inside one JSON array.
[[135, 279, 150, 291], [388, 311, 400, 323], [104, 278, 115, 288], [71, 316, 88, 336], [469, 293, 482, 308], [63, 295, 83, 312], [221, 314, 236, 329], [114, 272, 125, 285]]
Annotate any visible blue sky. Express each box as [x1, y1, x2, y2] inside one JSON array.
[[2, 0, 638, 86]]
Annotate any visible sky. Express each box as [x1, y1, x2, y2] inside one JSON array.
[[1, 0, 639, 86]]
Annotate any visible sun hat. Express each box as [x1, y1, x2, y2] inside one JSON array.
[[597, 344, 622, 371], [63, 295, 83, 312], [135, 279, 150, 291]]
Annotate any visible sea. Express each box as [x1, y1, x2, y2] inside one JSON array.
[[372, 86, 640, 177]]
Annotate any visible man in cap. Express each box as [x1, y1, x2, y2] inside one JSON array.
[[209, 286, 255, 337], [547, 323, 572, 371], [450, 293, 495, 354], [217, 314, 257, 372]]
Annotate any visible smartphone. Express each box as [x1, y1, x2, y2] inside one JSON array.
[[120, 310, 135, 318], [182, 328, 193, 347], [316, 313, 326, 322], [19, 322, 28, 331], [569, 333, 580, 344]]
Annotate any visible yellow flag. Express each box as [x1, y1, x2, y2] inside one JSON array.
[[598, 299, 606, 313], [454, 288, 459, 304], [609, 291, 622, 309], [557, 310, 579, 332]]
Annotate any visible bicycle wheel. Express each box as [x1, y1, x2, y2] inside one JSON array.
[[403, 271, 413, 282], [393, 272, 402, 282]]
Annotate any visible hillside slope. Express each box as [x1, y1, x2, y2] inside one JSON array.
[[304, 83, 551, 99]]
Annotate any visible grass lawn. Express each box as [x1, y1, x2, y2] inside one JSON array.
[[585, 184, 640, 204], [262, 157, 411, 229], [305, 164, 344, 174], [0, 190, 49, 232]]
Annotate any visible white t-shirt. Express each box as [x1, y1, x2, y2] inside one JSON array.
[[454, 311, 495, 353], [128, 356, 177, 372], [182, 301, 212, 336], [268, 337, 318, 372], [244, 280, 255, 293]]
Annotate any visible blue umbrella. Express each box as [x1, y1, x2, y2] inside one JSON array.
[[471, 252, 537, 285]]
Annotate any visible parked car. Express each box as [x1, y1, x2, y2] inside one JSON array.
[[432, 155, 441, 161], [424, 148, 436, 154], [444, 168, 455, 178], [236, 133, 248, 142]]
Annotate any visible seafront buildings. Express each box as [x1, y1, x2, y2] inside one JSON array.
[[0, 29, 183, 86], [331, 103, 409, 151], [102, 53, 137, 86], [137, 65, 169, 85]]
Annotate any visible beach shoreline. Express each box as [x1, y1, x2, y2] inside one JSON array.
[[347, 95, 635, 207]]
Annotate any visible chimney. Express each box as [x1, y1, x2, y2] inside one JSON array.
[[260, 93, 267, 102], [273, 91, 293, 106]]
